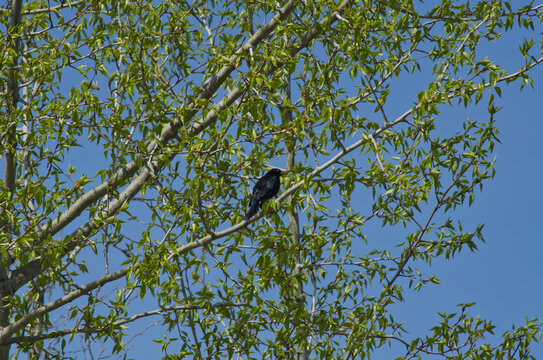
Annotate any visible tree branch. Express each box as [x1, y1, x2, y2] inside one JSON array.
[[0, 0, 22, 220], [4, 302, 246, 346], [1, 1, 23, 359], [0, 266, 133, 344]]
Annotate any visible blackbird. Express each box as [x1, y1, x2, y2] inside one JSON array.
[[244, 168, 282, 220]]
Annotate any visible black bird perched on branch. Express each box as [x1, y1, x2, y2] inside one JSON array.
[[244, 168, 283, 220]]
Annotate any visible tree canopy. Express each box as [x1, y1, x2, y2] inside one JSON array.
[[1, 0, 542, 359]]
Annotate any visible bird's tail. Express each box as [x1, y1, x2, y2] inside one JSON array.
[[244, 202, 259, 220]]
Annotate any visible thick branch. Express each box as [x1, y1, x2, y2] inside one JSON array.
[[0, 266, 133, 344], [5, 302, 246, 346], [0, 1, 23, 359], [1, 0, 22, 218], [284, 63, 306, 360]]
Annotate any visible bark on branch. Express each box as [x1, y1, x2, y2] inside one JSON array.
[[0, 1, 23, 359]]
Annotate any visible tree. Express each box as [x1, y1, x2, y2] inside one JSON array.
[[1, 0, 541, 358]]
